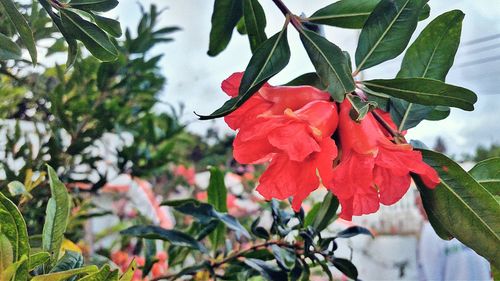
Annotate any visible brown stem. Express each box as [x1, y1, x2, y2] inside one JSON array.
[[271, 0, 302, 30]]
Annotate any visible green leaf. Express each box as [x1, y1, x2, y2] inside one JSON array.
[[162, 199, 251, 238], [207, 167, 227, 250], [49, 251, 83, 273], [362, 78, 477, 111], [243, 0, 267, 53], [120, 225, 207, 252], [207, 167, 227, 212], [271, 245, 295, 271], [312, 192, 339, 232], [309, 0, 430, 29], [284, 72, 326, 90], [469, 158, 500, 197], [0, 0, 37, 63], [28, 252, 50, 271], [92, 14, 122, 37], [200, 27, 290, 119], [243, 258, 287, 281], [0, 192, 29, 280], [303, 202, 321, 228], [300, 29, 355, 101], [42, 165, 71, 265], [336, 226, 373, 238], [60, 8, 118, 61], [31, 265, 98, 281], [355, 0, 427, 71], [207, 0, 243, 56], [425, 106, 450, 121], [0, 33, 21, 60], [118, 259, 137, 281], [69, 0, 118, 12], [414, 150, 500, 267], [38, 0, 78, 69], [331, 258, 358, 280], [7, 181, 27, 197], [0, 232, 13, 271], [79, 264, 119, 281], [392, 10, 464, 130], [0, 254, 28, 281], [346, 95, 377, 121]]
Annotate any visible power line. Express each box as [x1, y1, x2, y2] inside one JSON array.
[[462, 33, 500, 46]]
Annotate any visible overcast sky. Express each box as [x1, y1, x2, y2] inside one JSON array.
[[111, 0, 500, 157]]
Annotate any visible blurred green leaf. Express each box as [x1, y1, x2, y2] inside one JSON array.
[[336, 226, 373, 238], [243, 0, 267, 52], [355, 0, 427, 71], [362, 78, 477, 111], [201, 27, 290, 119], [31, 265, 98, 281], [0, 192, 29, 280], [0, 0, 37, 63], [414, 149, 500, 268], [300, 29, 354, 101], [0, 254, 28, 281], [271, 245, 295, 271], [28, 252, 50, 271], [0, 232, 14, 271], [120, 225, 207, 252], [79, 264, 119, 281], [207, 167, 227, 249], [118, 259, 137, 281], [60, 8, 118, 61], [243, 258, 287, 281], [207, 0, 243, 56], [163, 199, 251, 239], [42, 166, 71, 265], [7, 181, 27, 197], [0, 33, 22, 60], [332, 258, 358, 280], [49, 251, 83, 273]]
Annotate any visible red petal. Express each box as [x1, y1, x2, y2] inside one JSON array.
[[330, 152, 375, 200], [374, 166, 411, 205], [221, 72, 244, 97], [268, 122, 320, 161], [259, 85, 330, 114]]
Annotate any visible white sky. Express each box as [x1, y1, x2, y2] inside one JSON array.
[[111, 0, 500, 157]]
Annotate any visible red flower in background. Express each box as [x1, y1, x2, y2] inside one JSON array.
[[223, 72, 338, 211], [328, 101, 440, 220]]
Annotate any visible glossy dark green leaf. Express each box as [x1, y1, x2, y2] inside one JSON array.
[[60, 8, 118, 61], [207, 0, 243, 56], [79, 264, 119, 281], [0, 0, 37, 63], [425, 106, 450, 121], [162, 199, 251, 238], [243, 258, 287, 281], [120, 225, 207, 252], [355, 0, 427, 71], [362, 78, 477, 111], [200, 27, 290, 119], [300, 29, 354, 101], [271, 245, 295, 271], [243, 0, 267, 52], [93, 14, 122, 37], [336, 226, 373, 238], [312, 192, 339, 232], [39, 0, 78, 69], [332, 258, 358, 280], [469, 158, 500, 198], [236, 16, 247, 34], [284, 72, 326, 90], [28, 252, 50, 271], [69, 0, 118, 12], [414, 149, 500, 268], [0, 33, 21, 60], [391, 10, 464, 130], [49, 251, 83, 279], [42, 165, 71, 265], [0, 192, 29, 280], [31, 266, 98, 281], [309, 0, 430, 29]]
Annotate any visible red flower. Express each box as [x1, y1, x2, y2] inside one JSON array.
[[229, 96, 339, 211], [221, 72, 330, 130], [328, 101, 440, 220]]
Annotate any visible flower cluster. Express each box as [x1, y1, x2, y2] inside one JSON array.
[[222, 72, 440, 220]]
